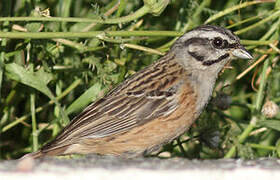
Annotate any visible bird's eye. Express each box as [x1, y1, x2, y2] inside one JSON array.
[[212, 37, 223, 48]]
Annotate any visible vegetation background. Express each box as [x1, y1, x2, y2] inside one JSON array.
[[0, 0, 280, 160]]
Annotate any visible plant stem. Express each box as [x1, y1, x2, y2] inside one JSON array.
[[0, 31, 183, 39], [0, 5, 150, 24], [30, 93, 38, 152], [235, 10, 280, 35], [256, 57, 271, 111], [248, 143, 276, 151], [205, 1, 272, 24]]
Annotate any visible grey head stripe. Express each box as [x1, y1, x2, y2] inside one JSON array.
[[194, 25, 237, 41], [183, 37, 209, 47]]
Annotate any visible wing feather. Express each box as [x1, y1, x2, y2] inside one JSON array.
[[49, 89, 179, 149], [41, 55, 187, 152]]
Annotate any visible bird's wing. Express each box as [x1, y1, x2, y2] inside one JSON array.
[[40, 55, 186, 152], [55, 89, 179, 142]]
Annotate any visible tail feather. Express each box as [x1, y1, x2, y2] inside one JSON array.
[[20, 150, 45, 160], [20, 145, 69, 159]]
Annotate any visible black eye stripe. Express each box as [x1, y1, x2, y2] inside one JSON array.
[[188, 51, 204, 61], [211, 38, 239, 49], [227, 43, 239, 48], [202, 53, 230, 66], [223, 40, 228, 47]]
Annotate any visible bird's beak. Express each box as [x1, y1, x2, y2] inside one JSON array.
[[231, 45, 253, 59]]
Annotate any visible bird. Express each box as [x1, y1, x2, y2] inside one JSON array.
[[22, 25, 252, 159]]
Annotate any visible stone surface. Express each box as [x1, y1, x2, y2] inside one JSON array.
[[1, 156, 280, 180]]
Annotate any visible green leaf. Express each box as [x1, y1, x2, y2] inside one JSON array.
[[25, 22, 42, 32], [5, 63, 53, 98], [66, 82, 103, 115], [258, 120, 280, 131], [5, 63, 70, 125]]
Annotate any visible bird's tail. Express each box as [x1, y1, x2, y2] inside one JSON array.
[[20, 145, 69, 160], [20, 150, 45, 160]]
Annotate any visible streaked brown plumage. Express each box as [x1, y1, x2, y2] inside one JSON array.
[[22, 25, 252, 159]]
